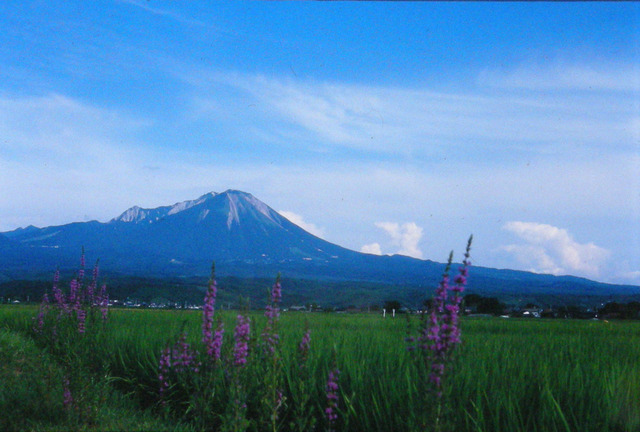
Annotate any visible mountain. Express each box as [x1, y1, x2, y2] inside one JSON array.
[[0, 233, 12, 248], [1, 189, 639, 301], [1, 190, 363, 276]]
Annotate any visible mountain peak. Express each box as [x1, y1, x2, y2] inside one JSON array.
[[109, 190, 274, 226], [112, 205, 145, 223], [221, 189, 280, 229]]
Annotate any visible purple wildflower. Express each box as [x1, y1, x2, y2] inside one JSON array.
[[78, 248, 85, 285], [262, 277, 282, 354], [298, 328, 311, 366], [69, 279, 78, 306], [63, 376, 73, 408], [157, 333, 201, 406], [33, 293, 49, 333], [158, 346, 171, 399], [87, 261, 99, 305], [270, 279, 282, 307], [172, 332, 199, 373], [261, 276, 285, 430], [52, 270, 65, 310], [202, 266, 218, 358], [68, 278, 86, 333], [76, 307, 86, 333], [325, 368, 340, 430], [419, 236, 472, 398], [276, 389, 284, 408], [425, 265, 453, 397], [211, 319, 224, 362], [405, 335, 416, 352], [233, 315, 250, 367], [265, 278, 282, 323]]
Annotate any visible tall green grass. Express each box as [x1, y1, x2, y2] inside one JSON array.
[[2, 306, 639, 431], [0, 320, 194, 432]]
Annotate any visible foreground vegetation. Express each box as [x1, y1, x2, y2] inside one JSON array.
[[1, 304, 639, 431]]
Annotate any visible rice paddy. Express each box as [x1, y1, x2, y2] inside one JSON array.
[[1, 304, 639, 431]]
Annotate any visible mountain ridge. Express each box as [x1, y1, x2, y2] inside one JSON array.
[[1, 190, 639, 300], [110, 191, 219, 224]]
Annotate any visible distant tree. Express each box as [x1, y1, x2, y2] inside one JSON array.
[[600, 301, 640, 319], [463, 294, 506, 315], [463, 294, 482, 306], [477, 297, 506, 315], [383, 300, 401, 311], [628, 302, 640, 319]]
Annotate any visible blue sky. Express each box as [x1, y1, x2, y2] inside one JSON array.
[[1, 1, 639, 284]]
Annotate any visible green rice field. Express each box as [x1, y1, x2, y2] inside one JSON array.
[[1, 305, 639, 432]]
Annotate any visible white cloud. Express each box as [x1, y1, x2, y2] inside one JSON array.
[[360, 243, 382, 255], [374, 222, 424, 259], [278, 210, 325, 238], [502, 221, 611, 278], [479, 62, 640, 92], [501, 244, 564, 276]]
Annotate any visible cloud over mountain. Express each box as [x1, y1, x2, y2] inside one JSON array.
[[366, 221, 424, 259], [502, 221, 611, 278], [278, 211, 325, 239], [360, 242, 382, 256]]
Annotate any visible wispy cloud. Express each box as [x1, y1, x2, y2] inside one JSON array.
[[187, 68, 639, 158], [0, 94, 154, 184], [479, 62, 640, 92], [0, 93, 156, 228], [501, 221, 611, 278], [118, 0, 206, 28]]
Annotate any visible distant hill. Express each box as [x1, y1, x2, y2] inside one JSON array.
[[1, 189, 639, 302]]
